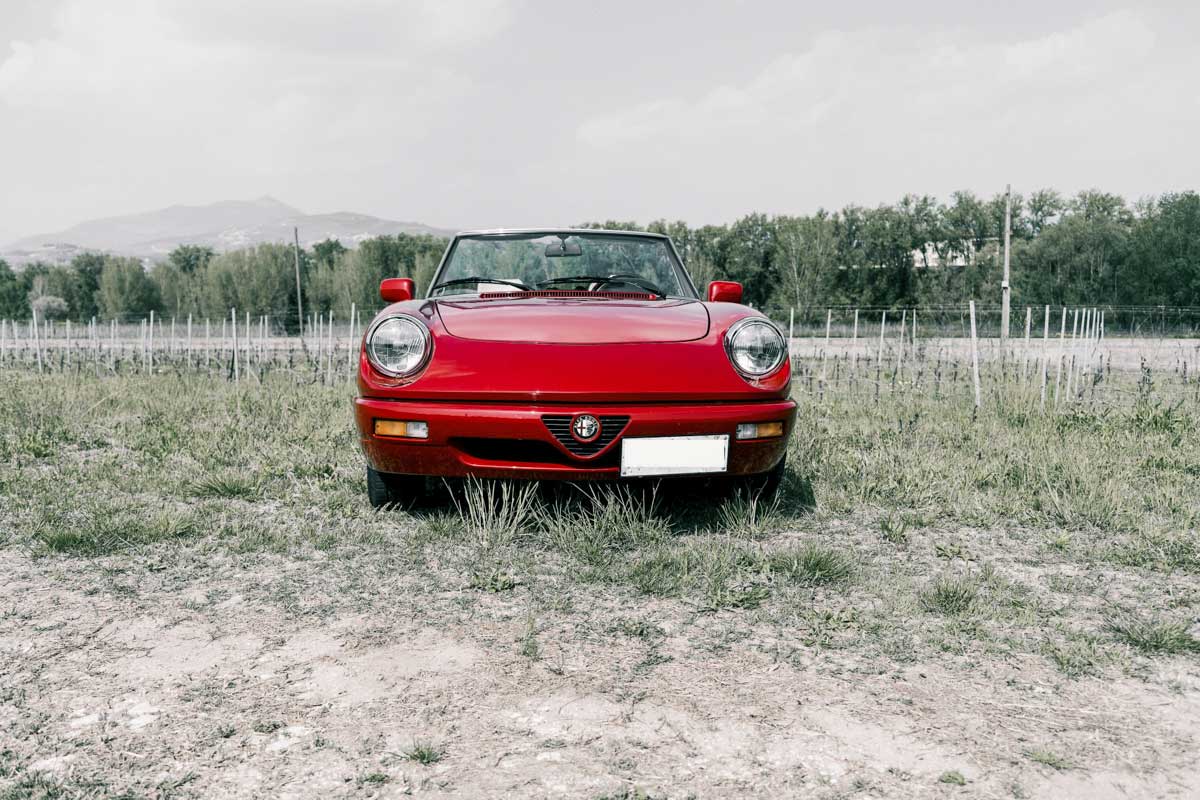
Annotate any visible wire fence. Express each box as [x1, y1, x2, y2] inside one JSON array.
[[3, 304, 1200, 409]]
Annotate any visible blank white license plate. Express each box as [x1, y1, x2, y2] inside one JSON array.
[[620, 435, 729, 477]]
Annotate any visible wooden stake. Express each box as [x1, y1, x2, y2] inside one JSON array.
[[1000, 184, 1012, 352], [232, 308, 239, 383], [851, 309, 860, 375], [293, 226, 305, 338], [1065, 308, 1080, 401], [1022, 306, 1031, 381], [969, 300, 981, 408], [326, 311, 335, 384], [821, 308, 831, 386], [877, 310, 887, 370], [1040, 305, 1050, 410], [347, 302, 357, 374], [32, 309, 43, 373]]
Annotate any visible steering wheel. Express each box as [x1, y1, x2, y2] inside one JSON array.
[[593, 273, 654, 293]]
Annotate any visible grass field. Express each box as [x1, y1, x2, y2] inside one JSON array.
[[1, 368, 1198, 798]]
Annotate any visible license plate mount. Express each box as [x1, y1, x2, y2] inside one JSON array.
[[619, 435, 730, 477]]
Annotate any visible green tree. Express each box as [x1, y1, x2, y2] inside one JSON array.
[[65, 252, 105, 319], [313, 238, 347, 268], [723, 213, 777, 307], [98, 258, 162, 319], [0, 259, 27, 318], [773, 212, 837, 312], [200, 244, 297, 325], [1122, 192, 1200, 306], [168, 245, 216, 275]]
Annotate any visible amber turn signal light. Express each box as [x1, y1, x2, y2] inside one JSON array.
[[373, 419, 429, 439], [735, 421, 784, 440]]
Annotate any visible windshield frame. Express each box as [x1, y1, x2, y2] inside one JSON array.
[[426, 230, 700, 300]]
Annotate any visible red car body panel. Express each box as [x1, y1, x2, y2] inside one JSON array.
[[355, 397, 795, 480], [436, 296, 710, 344], [355, 256, 796, 482]]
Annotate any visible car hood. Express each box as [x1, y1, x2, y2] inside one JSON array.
[[434, 296, 710, 344]]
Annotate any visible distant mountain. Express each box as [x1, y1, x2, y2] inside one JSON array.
[[2, 197, 455, 266]]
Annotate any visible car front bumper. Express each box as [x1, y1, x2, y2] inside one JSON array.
[[355, 397, 797, 480]]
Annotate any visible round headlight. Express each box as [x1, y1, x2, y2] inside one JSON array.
[[725, 317, 786, 378], [366, 315, 431, 377]]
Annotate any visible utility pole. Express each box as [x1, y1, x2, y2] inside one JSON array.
[[1000, 184, 1012, 350], [293, 227, 304, 340]]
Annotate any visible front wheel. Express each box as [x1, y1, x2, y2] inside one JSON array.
[[366, 466, 424, 509], [732, 457, 786, 503]]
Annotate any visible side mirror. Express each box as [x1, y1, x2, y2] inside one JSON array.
[[380, 278, 415, 303], [707, 280, 743, 303]]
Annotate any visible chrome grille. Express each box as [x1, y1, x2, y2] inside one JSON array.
[[541, 415, 630, 458]]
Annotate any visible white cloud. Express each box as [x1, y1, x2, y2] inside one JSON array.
[[0, 3, 1194, 244], [574, 10, 1195, 218], [0, 0, 513, 241]]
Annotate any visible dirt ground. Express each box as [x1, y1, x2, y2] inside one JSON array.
[[3, 371, 1200, 799], [3, 541, 1198, 800]]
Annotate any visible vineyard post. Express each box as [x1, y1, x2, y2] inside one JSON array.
[[821, 309, 831, 386], [186, 314, 193, 367], [293, 226, 305, 339], [316, 313, 323, 370], [32, 308, 43, 373], [170, 316, 176, 357], [1022, 306, 1031, 382], [895, 309, 906, 382], [205, 319, 211, 370], [877, 310, 887, 370], [244, 311, 251, 375], [109, 320, 116, 372], [1000, 184, 1012, 354], [1054, 307, 1067, 405], [1040, 305, 1050, 411], [65, 320, 71, 369], [789, 307, 795, 359], [232, 308, 239, 384], [0, 319, 6, 367], [851, 309, 860, 375], [1065, 308, 1080, 402], [911, 309, 918, 386], [148, 310, 156, 373], [969, 300, 981, 408], [326, 311, 335, 384], [347, 302, 357, 376]]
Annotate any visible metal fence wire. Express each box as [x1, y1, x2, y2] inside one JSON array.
[[2, 304, 1199, 409]]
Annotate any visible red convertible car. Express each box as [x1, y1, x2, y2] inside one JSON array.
[[354, 229, 796, 507]]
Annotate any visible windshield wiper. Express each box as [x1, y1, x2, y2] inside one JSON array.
[[537, 275, 665, 298], [430, 276, 531, 294]]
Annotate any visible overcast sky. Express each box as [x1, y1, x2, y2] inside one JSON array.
[[1, 0, 1197, 244]]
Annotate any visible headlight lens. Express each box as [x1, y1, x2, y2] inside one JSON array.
[[725, 317, 786, 378], [366, 315, 431, 377]]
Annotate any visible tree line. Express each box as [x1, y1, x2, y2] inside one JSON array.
[[2, 188, 1197, 327]]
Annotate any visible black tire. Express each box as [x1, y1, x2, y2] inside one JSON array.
[[366, 466, 424, 509], [733, 457, 786, 503]]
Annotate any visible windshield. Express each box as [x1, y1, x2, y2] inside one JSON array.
[[429, 233, 694, 299]]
